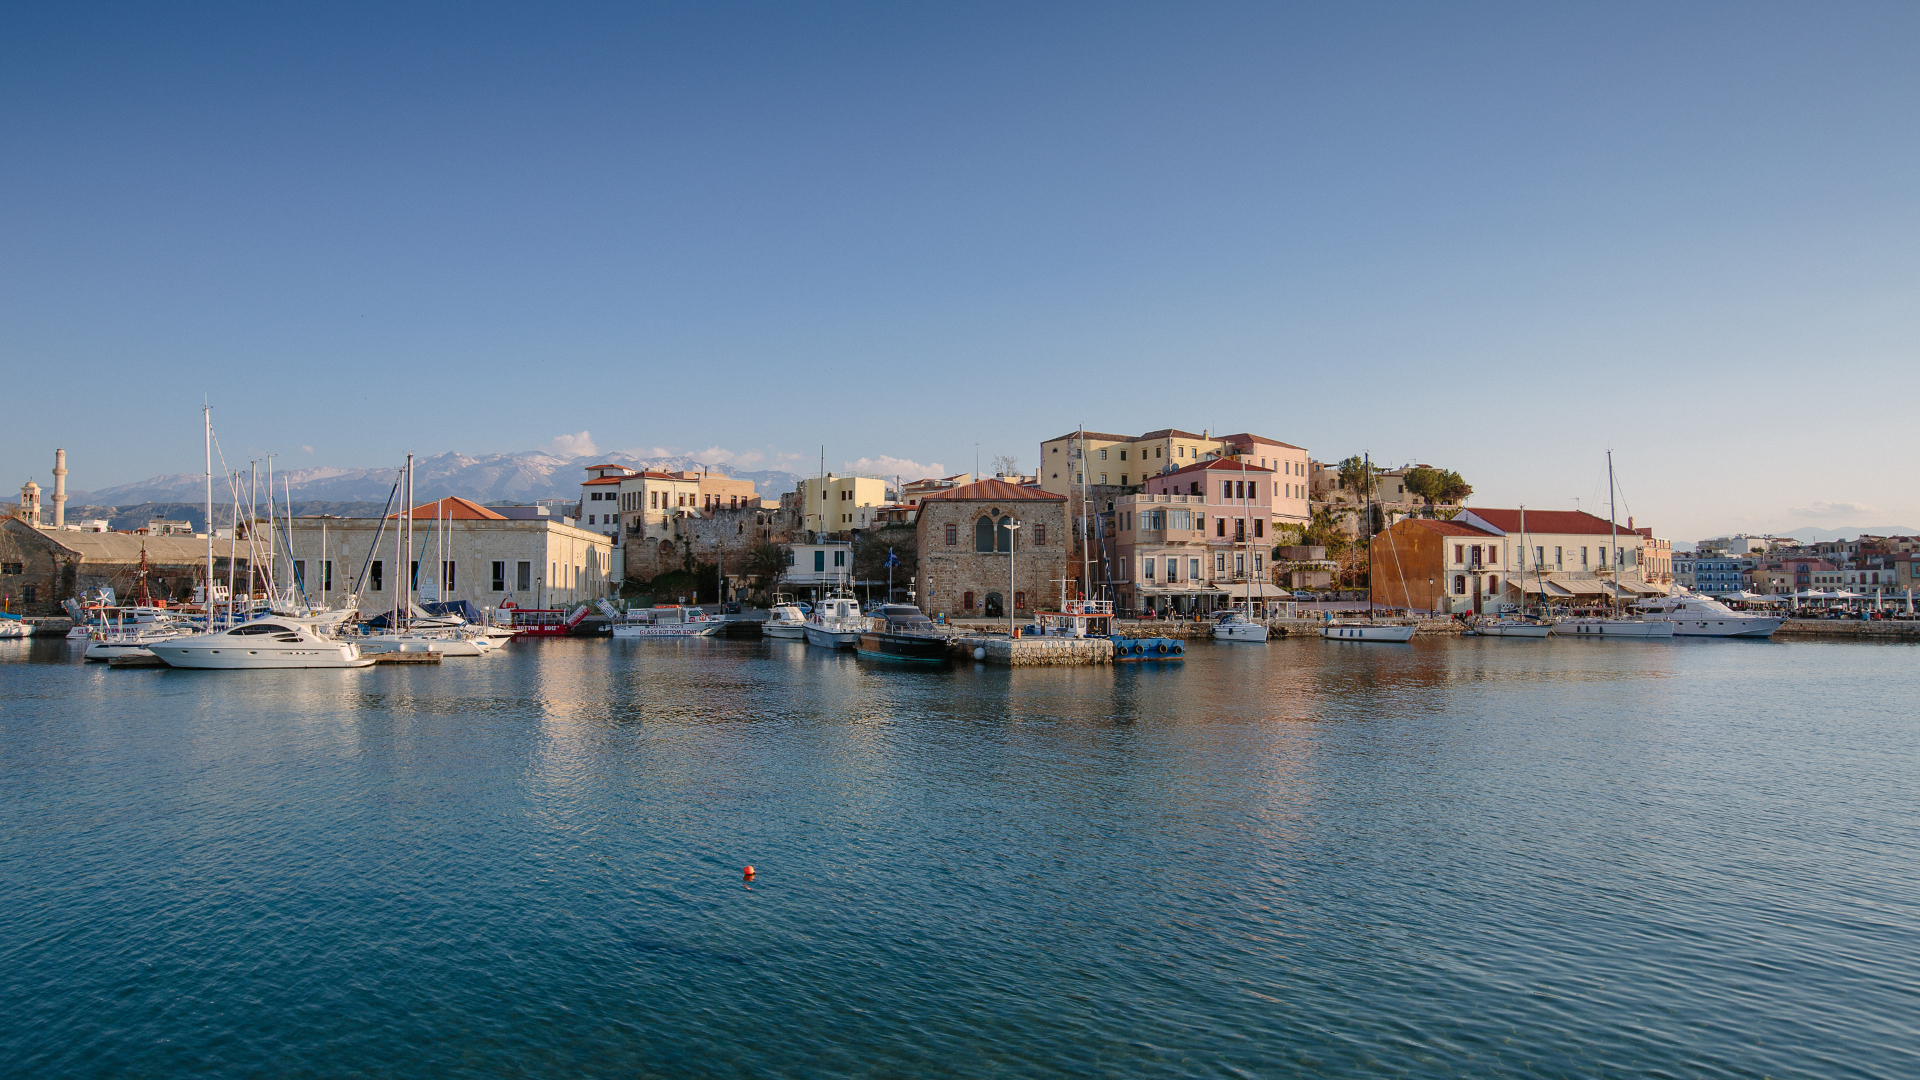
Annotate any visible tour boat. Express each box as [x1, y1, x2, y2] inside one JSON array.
[[1629, 593, 1784, 638], [609, 605, 723, 638], [762, 601, 809, 639], [147, 622, 375, 669], [1212, 609, 1269, 642], [856, 605, 949, 662], [1321, 621, 1417, 642], [803, 594, 868, 650], [503, 603, 596, 637], [1031, 598, 1114, 638]]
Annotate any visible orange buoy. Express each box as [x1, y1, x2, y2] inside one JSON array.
[[743, 865, 755, 881]]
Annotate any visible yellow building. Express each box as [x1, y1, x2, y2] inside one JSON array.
[[797, 474, 891, 534]]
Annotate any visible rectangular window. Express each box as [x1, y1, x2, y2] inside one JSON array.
[[1455, 545, 1464, 564], [293, 560, 305, 588], [22, 585, 34, 603], [1554, 547, 1563, 570], [834, 550, 846, 567], [324, 561, 333, 591], [1235, 553, 1245, 575], [814, 551, 826, 572], [1034, 523, 1045, 545], [1254, 519, 1263, 538], [1119, 450, 1126, 460], [1170, 509, 1191, 530], [1223, 481, 1233, 500], [945, 523, 957, 545], [1487, 547, 1496, 565], [1100, 474, 1107, 484], [1254, 553, 1262, 573], [445, 562, 456, 589], [1215, 553, 1226, 573], [1166, 557, 1177, 581], [0, 562, 20, 575], [411, 560, 420, 590], [1144, 557, 1154, 580], [1120, 475, 1127, 486], [1189, 558, 1200, 581], [1099, 449, 1107, 460], [1216, 518, 1226, 537], [516, 561, 531, 591], [372, 560, 384, 592], [492, 562, 506, 591]]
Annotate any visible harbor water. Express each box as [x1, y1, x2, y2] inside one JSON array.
[[2, 635, 1916, 1078]]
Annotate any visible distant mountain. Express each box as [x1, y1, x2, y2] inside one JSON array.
[[1773, 525, 1919, 543], [57, 450, 805, 509]]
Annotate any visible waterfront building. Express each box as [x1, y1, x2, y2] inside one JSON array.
[[286, 497, 614, 613], [914, 479, 1066, 621], [1365, 517, 1504, 615], [0, 517, 244, 615], [1138, 457, 1284, 608], [1110, 491, 1211, 616], [797, 474, 890, 536], [1309, 460, 1469, 533], [578, 463, 638, 548], [1442, 508, 1666, 611], [1673, 551, 1697, 590], [781, 541, 856, 594], [1690, 556, 1756, 596]]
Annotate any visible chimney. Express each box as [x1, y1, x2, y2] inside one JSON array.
[[52, 449, 68, 528]]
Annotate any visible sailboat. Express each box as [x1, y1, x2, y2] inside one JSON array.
[[1213, 453, 1269, 642], [1551, 451, 1672, 639], [1323, 454, 1415, 642], [1473, 505, 1550, 637]]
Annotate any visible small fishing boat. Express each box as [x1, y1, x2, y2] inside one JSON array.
[[762, 599, 809, 639], [1212, 609, 1269, 642], [803, 593, 867, 650], [857, 605, 948, 662]]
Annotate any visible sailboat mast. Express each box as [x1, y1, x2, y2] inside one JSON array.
[[1608, 449, 1619, 618], [1239, 451, 1252, 615], [1079, 426, 1089, 602], [203, 405, 213, 613], [1364, 452, 1373, 621]]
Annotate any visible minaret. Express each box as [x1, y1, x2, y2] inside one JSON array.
[[52, 449, 67, 528]]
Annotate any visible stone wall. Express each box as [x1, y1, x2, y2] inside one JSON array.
[[623, 506, 796, 583], [915, 492, 1067, 620]]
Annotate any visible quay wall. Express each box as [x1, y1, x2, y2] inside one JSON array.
[[950, 634, 1113, 666], [1776, 619, 1920, 639]]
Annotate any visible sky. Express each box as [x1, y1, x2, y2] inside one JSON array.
[[3, 1, 1917, 541]]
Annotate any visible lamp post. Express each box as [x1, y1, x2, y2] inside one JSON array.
[[1428, 576, 1434, 615], [1006, 518, 1022, 638]]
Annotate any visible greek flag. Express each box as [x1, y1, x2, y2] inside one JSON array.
[[884, 548, 900, 568]]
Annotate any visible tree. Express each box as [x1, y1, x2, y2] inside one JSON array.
[[853, 525, 916, 600], [1436, 470, 1473, 505], [1402, 466, 1442, 515], [1335, 456, 1379, 502], [990, 454, 1019, 478], [744, 542, 790, 602]]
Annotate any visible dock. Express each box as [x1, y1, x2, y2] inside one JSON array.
[[950, 634, 1114, 666], [371, 651, 443, 664]]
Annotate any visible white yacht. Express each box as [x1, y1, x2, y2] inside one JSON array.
[[1631, 592, 1784, 638], [762, 602, 809, 639], [147, 622, 375, 669], [803, 594, 868, 650], [1212, 609, 1270, 642], [1551, 617, 1673, 639], [84, 626, 192, 662], [357, 628, 497, 656], [0, 618, 31, 640]]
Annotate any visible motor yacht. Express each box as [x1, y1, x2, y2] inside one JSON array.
[[762, 602, 809, 639], [147, 622, 374, 669], [1212, 609, 1269, 642], [1630, 592, 1784, 638], [803, 594, 868, 650], [1550, 617, 1673, 639], [856, 605, 948, 661]]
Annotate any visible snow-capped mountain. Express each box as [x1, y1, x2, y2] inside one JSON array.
[[68, 451, 804, 507]]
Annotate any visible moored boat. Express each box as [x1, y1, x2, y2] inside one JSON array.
[[147, 622, 374, 669], [857, 605, 948, 662], [1630, 592, 1783, 638], [1472, 618, 1550, 638], [1212, 609, 1269, 642], [1550, 617, 1673, 639], [803, 594, 867, 650], [1111, 635, 1185, 661], [1321, 621, 1417, 642], [609, 605, 722, 638], [762, 600, 809, 639]]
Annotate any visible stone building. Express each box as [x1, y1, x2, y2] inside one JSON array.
[[914, 479, 1066, 620], [624, 505, 794, 588], [1, 517, 242, 615]]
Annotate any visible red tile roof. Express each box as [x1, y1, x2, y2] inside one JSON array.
[[1463, 509, 1627, 536], [1398, 519, 1497, 537], [1218, 432, 1307, 452], [917, 479, 1066, 502], [389, 497, 508, 521], [581, 476, 624, 486], [1045, 430, 1132, 444], [1158, 458, 1275, 477]]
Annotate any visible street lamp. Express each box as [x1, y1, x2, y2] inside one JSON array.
[[1005, 518, 1022, 638], [1428, 576, 1434, 615]]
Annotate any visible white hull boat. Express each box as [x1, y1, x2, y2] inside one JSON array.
[[762, 603, 809, 639], [608, 604, 722, 638], [1212, 611, 1269, 642], [84, 629, 190, 661], [804, 596, 868, 650], [1551, 618, 1674, 639], [1631, 593, 1783, 638], [1321, 621, 1417, 642], [0, 621, 32, 640], [148, 622, 375, 669], [1473, 620, 1550, 638], [358, 632, 495, 656]]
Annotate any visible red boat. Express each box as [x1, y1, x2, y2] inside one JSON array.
[[501, 602, 596, 637]]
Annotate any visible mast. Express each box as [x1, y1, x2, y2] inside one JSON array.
[[1607, 449, 1620, 618], [1078, 426, 1089, 602], [1364, 452, 1374, 622], [265, 453, 275, 601], [204, 405, 213, 612], [405, 454, 414, 624], [1239, 450, 1252, 616]]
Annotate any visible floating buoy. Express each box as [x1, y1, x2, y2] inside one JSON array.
[[973, 646, 986, 660], [743, 865, 755, 881]]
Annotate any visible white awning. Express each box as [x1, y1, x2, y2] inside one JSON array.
[[1208, 583, 1291, 599]]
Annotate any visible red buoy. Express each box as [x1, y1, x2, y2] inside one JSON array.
[[743, 865, 755, 881]]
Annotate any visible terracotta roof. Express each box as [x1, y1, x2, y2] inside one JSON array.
[[917, 479, 1066, 503], [1045, 430, 1131, 444], [1218, 432, 1307, 452], [1461, 509, 1626, 536], [1137, 428, 1207, 441], [581, 476, 624, 486], [1396, 519, 1497, 537], [1157, 458, 1275, 477], [389, 496, 508, 521]]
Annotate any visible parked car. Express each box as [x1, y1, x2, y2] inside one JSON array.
[[1292, 591, 1314, 600], [796, 602, 812, 615], [722, 601, 742, 614]]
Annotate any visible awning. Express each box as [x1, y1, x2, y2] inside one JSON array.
[[1208, 583, 1291, 599]]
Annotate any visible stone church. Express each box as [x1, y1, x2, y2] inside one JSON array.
[[913, 479, 1066, 621]]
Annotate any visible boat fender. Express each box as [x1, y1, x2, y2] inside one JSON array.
[[1153, 641, 1166, 653], [1170, 642, 1183, 655], [973, 647, 986, 660]]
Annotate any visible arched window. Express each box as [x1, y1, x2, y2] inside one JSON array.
[[963, 590, 975, 610], [996, 515, 1013, 552], [984, 592, 1004, 617], [1014, 591, 1025, 611], [975, 516, 996, 552]]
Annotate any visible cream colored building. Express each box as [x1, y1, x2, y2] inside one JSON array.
[[1039, 428, 1229, 494], [797, 474, 891, 535], [286, 496, 615, 613], [614, 470, 705, 542]]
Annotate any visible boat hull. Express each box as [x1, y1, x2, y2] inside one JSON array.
[[1213, 622, 1269, 642], [856, 632, 948, 662], [1474, 622, 1550, 638], [761, 622, 807, 639], [147, 640, 374, 669], [1111, 635, 1186, 661], [1551, 619, 1674, 638], [1321, 623, 1417, 642], [609, 623, 721, 638], [804, 625, 862, 650], [1656, 618, 1783, 638]]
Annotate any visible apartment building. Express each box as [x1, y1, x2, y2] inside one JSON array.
[[797, 474, 891, 535]]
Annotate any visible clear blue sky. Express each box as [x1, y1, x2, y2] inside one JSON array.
[[4, 2, 1916, 539]]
